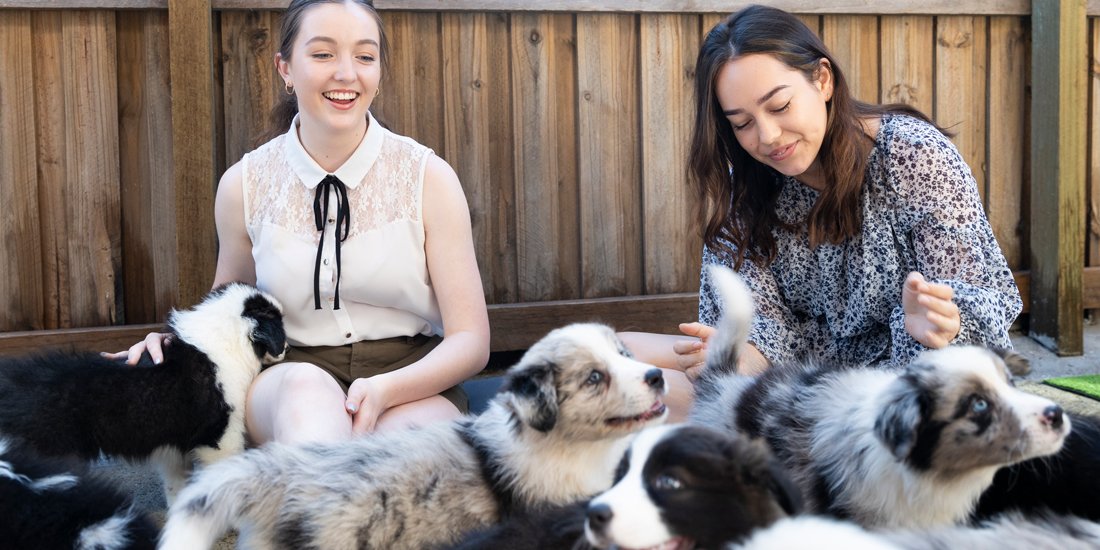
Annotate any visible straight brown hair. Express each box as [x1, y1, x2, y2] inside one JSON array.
[[689, 5, 945, 268]]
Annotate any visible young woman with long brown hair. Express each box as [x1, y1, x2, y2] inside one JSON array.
[[623, 5, 1021, 400]]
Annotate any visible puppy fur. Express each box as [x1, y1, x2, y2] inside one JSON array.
[[0, 437, 159, 550], [0, 282, 286, 500], [159, 323, 669, 550], [976, 413, 1100, 522], [693, 267, 1071, 529], [451, 424, 801, 550], [733, 513, 1100, 550]]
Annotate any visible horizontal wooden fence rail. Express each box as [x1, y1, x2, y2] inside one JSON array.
[[2, 269, 1099, 358]]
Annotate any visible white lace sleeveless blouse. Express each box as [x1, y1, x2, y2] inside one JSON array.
[[241, 112, 442, 347]]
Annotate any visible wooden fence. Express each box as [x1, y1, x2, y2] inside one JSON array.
[[0, 0, 1097, 354]]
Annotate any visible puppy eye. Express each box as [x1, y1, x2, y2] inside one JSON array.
[[652, 474, 682, 491], [971, 396, 989, 414], [585, 370, 604, 386]]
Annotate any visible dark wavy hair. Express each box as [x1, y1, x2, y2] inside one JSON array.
[[256, 0, 387, 145], [689, 5, 944, 268]]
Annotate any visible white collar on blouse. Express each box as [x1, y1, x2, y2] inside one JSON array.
[[282, 111, 384, 190]]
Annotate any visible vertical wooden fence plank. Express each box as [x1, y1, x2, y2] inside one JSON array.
[[880, 16, 934, 115], [441, 13, 517, 304], [577, 13, 641, 299], [61, 10, 122, 327], [31, 12, 68, 328], [935, 16, 988, 201], [170, 0, 217, 306], [1089, 18, 1100, 278], [220, 10, 282, 167], [822, 15, 880, 103], [118, 10, 177, 324], [796, 14, 821, 36], [377, 12, 444, 155], [0, 11, 43, 331], [987, 16, 1028, 270], [1030, 0, 1086, 354], [640, 14, 700, 295], [511, 13, 579, 302]]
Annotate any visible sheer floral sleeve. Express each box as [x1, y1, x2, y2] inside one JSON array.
[[882, 120, 1022, 364]]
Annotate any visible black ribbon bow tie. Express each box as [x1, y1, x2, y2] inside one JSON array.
[[313, 174, 351, 310]]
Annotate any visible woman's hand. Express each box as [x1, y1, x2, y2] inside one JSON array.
[[902, 272, 961, 349], [675, 322, 716, 381], [101, 332, 172, 365], [345, 376, 391, 436]]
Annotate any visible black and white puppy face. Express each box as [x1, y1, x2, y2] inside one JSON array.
[[500, 323, 668, 440], [173, 282, 287, 363], [585, 425, 801, 549], [875, 346, 1070, 474]]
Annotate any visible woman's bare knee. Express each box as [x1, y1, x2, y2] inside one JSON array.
[[374, 395, 461, 433], [246, 362, 350, 446]]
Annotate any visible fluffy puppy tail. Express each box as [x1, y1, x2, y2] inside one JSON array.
[[158, 452, 266, 550], [697, 266, 754, 384]]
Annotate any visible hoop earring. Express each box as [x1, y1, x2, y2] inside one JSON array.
[[285, 82, 294, 95], [374, 88, 381, 99]]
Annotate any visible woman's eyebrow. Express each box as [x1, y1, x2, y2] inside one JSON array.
[[723, 85, 789, 116]]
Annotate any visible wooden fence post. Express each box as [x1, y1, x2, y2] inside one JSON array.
[[169, 0, 217, 306], [1030, 0, 1086, 354]]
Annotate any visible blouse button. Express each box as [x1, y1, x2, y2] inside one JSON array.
[[328, 218, 335, 224], [323, 258, 330, 266], [345, 332, 352, 339]]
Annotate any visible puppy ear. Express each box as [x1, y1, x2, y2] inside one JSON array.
[[765, 457, 803, 517], [500, 361, 559, 432], [992, 348, 1031, 377], [244, 294, 287, 361], [874, 372, 929, 460]]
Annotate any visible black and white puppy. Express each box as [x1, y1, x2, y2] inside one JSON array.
[[452, 424, 801, 550], [160, 323, 668, 550], [0, 282, 286, 500], [976, 413, 1100, 521], [0, 437, 159, 550], [733, 512, 1100, 550], [692, 267, 1071, 529]]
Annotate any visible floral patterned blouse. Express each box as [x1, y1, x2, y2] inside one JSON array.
[[699, 114, 1022, 367]]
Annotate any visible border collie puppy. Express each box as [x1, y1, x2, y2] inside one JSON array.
[[0, 437, 158, 550], [451, 424, 801, 550], [159, 323, 668, 550], [733, 512, 1100, 550], [0, 282, 286, 500], [976, 413, 1100, 521], [692, 267, 1071, 529]]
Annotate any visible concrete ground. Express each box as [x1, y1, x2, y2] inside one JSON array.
[[93, 325, 1100, 546]]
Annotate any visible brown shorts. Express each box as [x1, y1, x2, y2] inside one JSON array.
[[273, 334, 469, 414]]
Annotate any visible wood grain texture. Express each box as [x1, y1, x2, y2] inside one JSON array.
[[879, 15, 934, 114], [0, 1, 1042, 15], [511, 13, 580, 301], [986, 16, 1029, 270], [640, 14, 701, 294], [1030, 0, 1086, 354], [376, 12, 445, 155], [576, 13, 641, 298], [59, 11, 123, 327], [441, 13, 517, 304], [822, 15, 880, 104], [170, 0, 218, 306], [118, 10, 178, 325], [935, 16, 987, 201], [1089, 18, 1100, 272], [219, 10, 281, 166], [0, 11, 44, 331]]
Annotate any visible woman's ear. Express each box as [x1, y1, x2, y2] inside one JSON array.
[[816, 58, 834, 102], [275, 52, 290, 82]]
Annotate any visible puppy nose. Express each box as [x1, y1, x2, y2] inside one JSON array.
[[1042, 405, 1064, 430], [587, 502, 613, 532], [644, 368, 664, 390]]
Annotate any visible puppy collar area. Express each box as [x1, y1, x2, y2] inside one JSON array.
[[313, 174, 350, 310]]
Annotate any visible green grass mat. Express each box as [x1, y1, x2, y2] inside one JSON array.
[[1044, 374, 1100, 402]]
